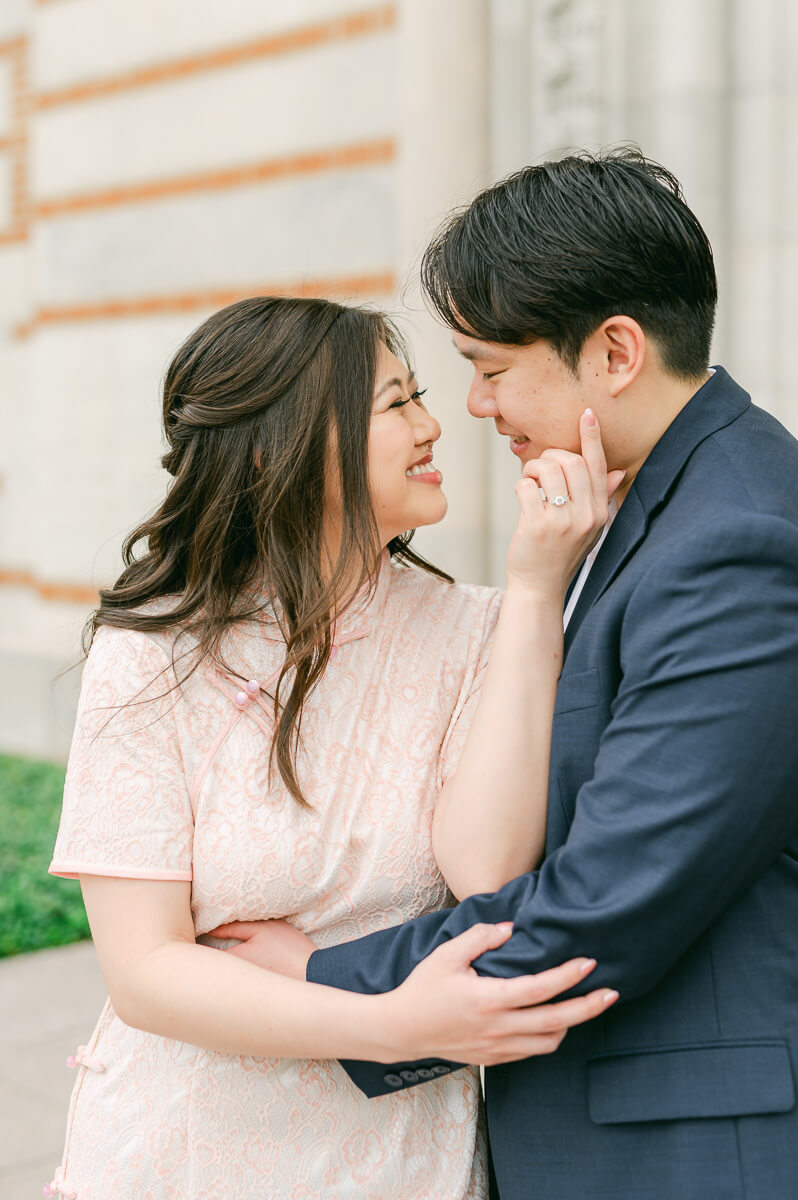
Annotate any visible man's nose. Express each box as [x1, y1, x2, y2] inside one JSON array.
[[467, 377, 500, 419]]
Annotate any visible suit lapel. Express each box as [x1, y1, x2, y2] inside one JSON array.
[[563, 366, 751, 654], [564, 488, 646, 650]]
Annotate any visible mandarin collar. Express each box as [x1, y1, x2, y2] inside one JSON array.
[[257, 549, 393, 647]]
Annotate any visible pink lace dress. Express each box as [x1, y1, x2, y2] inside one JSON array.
[[49, 558, 501, 1199]]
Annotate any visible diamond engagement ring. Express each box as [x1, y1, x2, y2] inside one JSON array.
[[536, 486, 570, 506]]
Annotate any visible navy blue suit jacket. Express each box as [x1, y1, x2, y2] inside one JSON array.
[[308, 368, 798, 1200]]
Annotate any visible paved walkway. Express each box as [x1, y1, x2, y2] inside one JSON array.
[[0, 940, 106, 1199]]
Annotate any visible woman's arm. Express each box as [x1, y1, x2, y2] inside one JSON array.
[[432, 412, 623, 899], [82, 875, 613, 1064], [431, 587, 562, 899]]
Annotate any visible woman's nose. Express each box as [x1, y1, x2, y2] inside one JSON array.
[[467, 377, 500, 419], [412, 407, 441, 444]]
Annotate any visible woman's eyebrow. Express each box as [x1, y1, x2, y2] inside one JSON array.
[[375, 371, 417, 400], [374, 376, 403, 399]]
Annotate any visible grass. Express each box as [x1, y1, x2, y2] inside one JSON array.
[[0, 753, 90, 957]]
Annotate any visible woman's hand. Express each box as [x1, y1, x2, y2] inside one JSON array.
[[381, 922, 617, 1065], [506, 409, 625, 599], [206, 919, 317, 981]]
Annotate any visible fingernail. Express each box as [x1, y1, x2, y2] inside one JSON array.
[[579, 958, 597, 976], [603, 989, 619, 1006], [496, 922, 514, 933], [584, 408, 597, 427]]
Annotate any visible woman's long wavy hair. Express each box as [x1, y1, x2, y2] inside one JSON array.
[[84, 296, 451, 805]]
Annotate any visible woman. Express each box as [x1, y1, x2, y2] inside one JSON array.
[[48, 297, 620, 1199]]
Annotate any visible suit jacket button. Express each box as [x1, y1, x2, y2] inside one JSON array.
[[384, 1073, 403, 1088], [400, 1069, 418, 1084], [416, 1068, 433, 1080], [431, 1065, 450, 1076]]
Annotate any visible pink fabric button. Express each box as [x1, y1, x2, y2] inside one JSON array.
[[245, 679, 260, 695]]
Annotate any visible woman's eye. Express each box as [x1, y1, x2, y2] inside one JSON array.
[[411, 388, 428, 402], [389, 397, 410, 409]]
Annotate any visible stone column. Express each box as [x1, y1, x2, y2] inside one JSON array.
[[625, 0, 731, 358], [395, 0, 492, 582]]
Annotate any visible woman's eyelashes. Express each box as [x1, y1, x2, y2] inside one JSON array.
[[389, 387, 428, 410]]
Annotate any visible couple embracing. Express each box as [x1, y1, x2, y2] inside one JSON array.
[[49, 148, 798, 1200]]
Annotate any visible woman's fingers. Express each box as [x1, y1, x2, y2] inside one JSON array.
[[494, 956, 598, 1006], [514, 474, 546, 521], [205, 921, 262, 940], [607, 468, 627, 497], [500, 986, 619, 1035], [522, 459, 570, 506], [578, 408, 608, 494], [425, 922, 515, 972]]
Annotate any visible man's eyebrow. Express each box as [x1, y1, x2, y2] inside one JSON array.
[[453, 340, 503, 362]]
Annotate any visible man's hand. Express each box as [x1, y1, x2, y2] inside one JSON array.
[[206, 919, 316, 981], [381, 922, 618, 1065]]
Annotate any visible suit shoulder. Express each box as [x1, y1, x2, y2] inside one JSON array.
[[708, 403, 798, 517]]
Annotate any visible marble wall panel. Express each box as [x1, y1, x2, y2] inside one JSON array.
[[22, 314, 202, 585], [0, 55, 15, 140], [0, 0, 27, 43], [0, 152, 15, 229], [34, 163, 396, 304], [32, 32, 396, 198], [33, 0, 366, 90]]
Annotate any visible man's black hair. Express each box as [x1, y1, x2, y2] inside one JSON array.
[[420, 146, 718, 380]]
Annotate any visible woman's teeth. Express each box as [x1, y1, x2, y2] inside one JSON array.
[[406, 462, 434, 477], [511, 436, 529, 446]]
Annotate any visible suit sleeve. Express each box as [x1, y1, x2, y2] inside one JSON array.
[[308, 513, 798, 1097]]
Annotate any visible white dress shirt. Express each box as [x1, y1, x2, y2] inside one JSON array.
[[563, 498, 618, 632]]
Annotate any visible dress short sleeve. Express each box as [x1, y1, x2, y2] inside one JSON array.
[[50, 625, 193, 881], [436, 587, 503, 790]]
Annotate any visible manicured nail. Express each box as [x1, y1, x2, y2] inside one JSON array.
[[579, 958, 597, 976], [496, 922, 514, 933], [584, 408, 597, 426], [603, 989, 619, 1006]]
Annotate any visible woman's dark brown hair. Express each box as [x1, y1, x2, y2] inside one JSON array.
[[84, 296, 450, 805]]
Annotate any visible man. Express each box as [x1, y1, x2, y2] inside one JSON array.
[[299, 149, 798, 1198]]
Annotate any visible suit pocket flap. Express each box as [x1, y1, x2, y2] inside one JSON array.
[[587, 1040, 795, 1125], [554, 668, 600, 714]]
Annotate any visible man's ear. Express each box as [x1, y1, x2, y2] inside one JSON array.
[[597, 316, 646, 396]]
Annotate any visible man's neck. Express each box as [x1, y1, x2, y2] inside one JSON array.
[[612, 369, 711, 507]]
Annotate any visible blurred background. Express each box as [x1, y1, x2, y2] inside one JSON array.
[[0, 0, 796, 1190]]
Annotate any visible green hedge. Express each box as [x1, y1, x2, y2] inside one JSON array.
[[0, 753, 90, 957]]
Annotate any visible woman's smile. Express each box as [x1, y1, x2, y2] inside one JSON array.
[[406, 451, 443, 484]]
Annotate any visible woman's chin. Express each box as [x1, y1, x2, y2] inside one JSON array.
[[410, 491, 448, 529]]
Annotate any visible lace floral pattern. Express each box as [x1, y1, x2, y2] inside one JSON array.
[[50, 560, 502, 1199]]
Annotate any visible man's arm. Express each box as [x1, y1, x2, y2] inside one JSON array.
[[308, 513, 798, 1096]]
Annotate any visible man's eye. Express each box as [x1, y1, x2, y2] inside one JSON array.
[[482, 371, 501, 381]]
